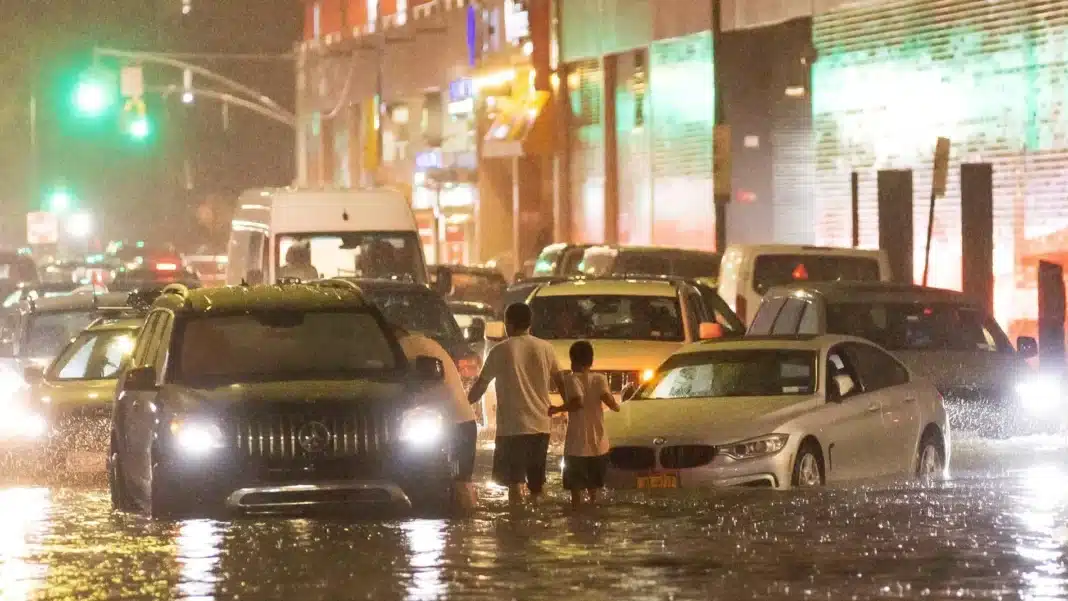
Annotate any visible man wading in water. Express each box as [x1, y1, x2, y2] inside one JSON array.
[[468, 303, 573, 505]]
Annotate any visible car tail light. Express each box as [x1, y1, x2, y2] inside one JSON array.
[[736, 295, 747, 323], [457, 355, 481, 382], [155, 262, 178, 272]]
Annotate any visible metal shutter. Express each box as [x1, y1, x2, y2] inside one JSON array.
[[812, 0, 1068, 332]]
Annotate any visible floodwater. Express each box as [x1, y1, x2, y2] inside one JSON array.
[[2, 435, 1068, 601]]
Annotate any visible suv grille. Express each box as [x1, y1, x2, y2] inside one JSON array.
[[659, 445, 716, 469], [609, 446, 656, 471], [551, 370, 640, 394], [234, 404, 397, 460]]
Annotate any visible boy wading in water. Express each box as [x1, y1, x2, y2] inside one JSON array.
[[550, 341, 620, 509], [468, 303, 569, 506]]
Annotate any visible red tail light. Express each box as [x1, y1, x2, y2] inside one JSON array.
[[155, 262, 178, 272], [736, 295, 747, 323], [457, 355, 481, 381]]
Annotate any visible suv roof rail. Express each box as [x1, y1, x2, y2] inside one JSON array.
[[161, 283, 190, 297], [311, 278, 363, 291]]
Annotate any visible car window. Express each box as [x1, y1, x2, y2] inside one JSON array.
[[671, 255, 721, 279], [530, 294, 684, 342], [579, 248, 620, 277], [559, 248, 586, 275], [845, 342, 909, 391], [448, 272, 505, 307], [753, 255, 882, 294], [826, 349, 861, 400], [693, 283, 746, 335], [682, 288, 704, 338], [798, 302, 820, 334], [617, 253, 671, 277], [532, 247, 563, 277], [2, 290, 22, 308], [772, 298, 806, 335], [748, 297, 786, 335], [53, 329, 138, 380], [361, 289, 464, 346], [825, 302, 1009, 352], [643, 349, 817, 399]]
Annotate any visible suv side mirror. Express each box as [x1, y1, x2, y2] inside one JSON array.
[[464, 318, 486, 343], [699, 322, 725, 340], [122, 366, 159, 392], [413, 356, 445, 382], [23, 364, 45, 384], [484, 320, 506, 340], [1017, 336, 1039, 359]]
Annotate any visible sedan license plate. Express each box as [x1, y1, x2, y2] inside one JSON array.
[[636, 473, 679, 490]]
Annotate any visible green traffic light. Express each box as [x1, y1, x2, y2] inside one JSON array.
[[47, 188, 74, 213], [73, 79, 112, 117], [128, 116, 151, 140]]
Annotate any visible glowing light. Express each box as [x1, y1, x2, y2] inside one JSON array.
[[401, 520, 447, 601], [73, 80, 112, 117], [473, 69, 516, 91], [65, 212, 92, 238]]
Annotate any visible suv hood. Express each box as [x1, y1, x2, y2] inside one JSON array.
[[163, 379, 411, 412], [547, 339, 683, 372]]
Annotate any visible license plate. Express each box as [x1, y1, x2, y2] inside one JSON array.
[[636, 473, 679, 490]]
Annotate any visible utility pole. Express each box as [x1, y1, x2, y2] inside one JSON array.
[[711, 0, 730, 252]]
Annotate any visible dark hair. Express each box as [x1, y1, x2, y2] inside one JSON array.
[[504, 302, 532, 331], [569, 340, 594, 369]]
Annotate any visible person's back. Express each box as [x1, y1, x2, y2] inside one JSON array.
[[565, 371, 611, 457], [488, 333, 557, 436]]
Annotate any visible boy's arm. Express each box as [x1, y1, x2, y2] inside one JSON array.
[[467, 347, 497, 404], [601, 390, 621, 412]]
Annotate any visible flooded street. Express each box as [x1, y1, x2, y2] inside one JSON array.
[[2, 436, 1068, 601]]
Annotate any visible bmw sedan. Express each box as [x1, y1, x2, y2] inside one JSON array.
[[605, 334, 949, 490]]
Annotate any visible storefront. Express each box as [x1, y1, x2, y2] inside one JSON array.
[[413, 153, 478, 265]]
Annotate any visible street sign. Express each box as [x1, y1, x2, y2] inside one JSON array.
[[713, 125, 732, 200], [932, 136, 951, 198], [120, 65, 144, 99], [26, 212, 59, 245]]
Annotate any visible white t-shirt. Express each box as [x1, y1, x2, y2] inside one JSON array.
[[480, 334, 562, 436], [398, 334, 477, 424], [564, 372, 611, 457]]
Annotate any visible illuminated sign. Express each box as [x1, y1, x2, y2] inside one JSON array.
[[449, 78, 474, 102], [504, 0, 529, 43]]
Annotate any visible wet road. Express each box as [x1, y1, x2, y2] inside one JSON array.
[[2, 435, 1068, 601]]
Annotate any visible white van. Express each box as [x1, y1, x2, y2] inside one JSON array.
[[227, 188, 427, 286], [717, 244, 892, 324]]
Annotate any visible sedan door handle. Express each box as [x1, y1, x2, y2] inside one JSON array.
[[866, 403, 880, 413], [904, 397, 917, 403]]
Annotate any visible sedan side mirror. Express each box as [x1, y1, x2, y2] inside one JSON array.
[[413, 356, 446, 382], [122, 366, 159, 392], [23, 364, 45, 384], [484, 320, 506, 340], [464, 318, 486, 343], [699, 322, 725, 340], [1017, 336, 1039, 359]]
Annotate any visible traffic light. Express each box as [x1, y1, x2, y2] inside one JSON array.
[[72, 76, 114, 118], [122, 98, 152, 141], [127, 115, 151, 140], [46, 187, 74, 213]]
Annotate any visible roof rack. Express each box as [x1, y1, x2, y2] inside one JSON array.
[[160, 283, 190, 298], [277, 277, 304, 285], [311, 278, 363, 292]]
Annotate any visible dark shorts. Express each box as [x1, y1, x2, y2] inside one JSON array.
[[492, 433, 551, 493], [562, 454, 609, 491], [451, 420, 478, 482]]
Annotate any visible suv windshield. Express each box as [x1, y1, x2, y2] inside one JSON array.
[[50, 329, 138, 380], [174, 310, 399, 384], [825, 302, 1013, 352], [642, 350, 817, 399], [277, 233, 426, 284], [530, 295, 684, 341], [754, 255, 881, 294], [361, 289, 463, 346], [532, 246, 585, 277], [26, 311, 97, 358]]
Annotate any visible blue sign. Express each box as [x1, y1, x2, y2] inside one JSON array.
[[415, 150, 443, 170], [449, 78, 474, 102], [466, 5, 478, 67]]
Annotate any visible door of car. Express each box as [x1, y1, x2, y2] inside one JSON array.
[[844, 341, 918, 474], [818, 346, 891, 482], [118, 310, 168, 494]]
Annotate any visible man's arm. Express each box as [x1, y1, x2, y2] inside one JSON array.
[[601, 390, 621, 412], [467, 347, 497, 404]]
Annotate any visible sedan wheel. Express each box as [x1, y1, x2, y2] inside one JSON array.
[[916, 437, 944, 479], [791, 442, 824, 488]]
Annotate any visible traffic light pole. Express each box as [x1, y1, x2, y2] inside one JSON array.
[[148, 85, 295, 128]]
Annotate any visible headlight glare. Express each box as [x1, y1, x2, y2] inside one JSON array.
[[1016, 375, 1063, 414], [0, 408, 47, 440], [722, 433, 789, 460], [170, 419, 225, 455], [400, 406, 445, 449]]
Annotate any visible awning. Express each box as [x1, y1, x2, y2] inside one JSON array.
[[481, 91, 554, 159]]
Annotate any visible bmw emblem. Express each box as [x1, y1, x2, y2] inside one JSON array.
[[297, 421, 332, 453], [653, 437, 667, 446]]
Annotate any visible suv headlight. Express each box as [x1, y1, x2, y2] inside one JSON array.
[[170, 419, 225, 455], [721, 434, 789, 460], [399, 406, 445, 449], [0, 408, 47, 440], [1016, 375, 1063, 414]]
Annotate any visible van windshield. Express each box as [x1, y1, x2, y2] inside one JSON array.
[[753, 254, 881, 294], [276, 232, 426, 284]]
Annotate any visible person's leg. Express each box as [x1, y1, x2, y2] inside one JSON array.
[[562, 455, 581, 509], [452, 421, 478, 512], [492, 436, 524, 506], [587, 488, 599, 505], [525, 433, 552, 503]]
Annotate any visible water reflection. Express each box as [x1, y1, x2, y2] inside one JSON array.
[[176, 519, 225, 601], [1014, 464, 1068, 600], [0, 488, 50, 601], [402, 519, 447, 601]]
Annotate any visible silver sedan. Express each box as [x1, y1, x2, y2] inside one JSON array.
[[604, 334, 950, 490]]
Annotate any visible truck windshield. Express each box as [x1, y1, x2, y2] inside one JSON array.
[[277, 232, 426, 284]]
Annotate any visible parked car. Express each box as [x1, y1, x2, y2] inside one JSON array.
[[717, 244, 892, 324], [605, 334, 949, 490], [430, 265, 508, 312], [747, 282, 1046, 437], [0, 252, 39, 300], [578, 245, 721, 281]]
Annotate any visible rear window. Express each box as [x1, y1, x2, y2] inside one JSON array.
[[753, 255, 881, 294], [825, 302, 1013, 353], [672, 255, 721, 279]]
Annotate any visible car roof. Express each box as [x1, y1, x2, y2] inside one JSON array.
[[586, 245, 719, 258], [152, 283, 371, 313], [534, 278, 680, 297], [676, 333, 873, 355], [448, 300, 495, 312], [21, 292, 130, 313], [328, 277, 435, 294], [431, 265, 503, 277], [725, 244, 885, 256], [764, 282, 977, 306], [85, 317, 144, 332]]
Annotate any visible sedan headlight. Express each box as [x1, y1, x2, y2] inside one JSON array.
[[0, 407, 47, 441], [1016, 375, 1063, 414], [0, 369, 26, 400], [399, 406, 445, 449], [169, 419, 225, 455], [721, 434, 789, 460]]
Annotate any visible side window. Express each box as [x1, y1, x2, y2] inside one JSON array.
[[797, 301, 820, 334], [845, 342, 909, 392], [618, 253, 670, 276], [826, 346, 861, 400], [132, 313, 162, 367], [771, 298, 806, 335], [748, 297, 786, 335], [152, 314, 174, 376], [57, 339, 94, 379], [2, 291, 21, 308]]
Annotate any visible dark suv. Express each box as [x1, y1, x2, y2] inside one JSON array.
[[107, 282, 453, 518]]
